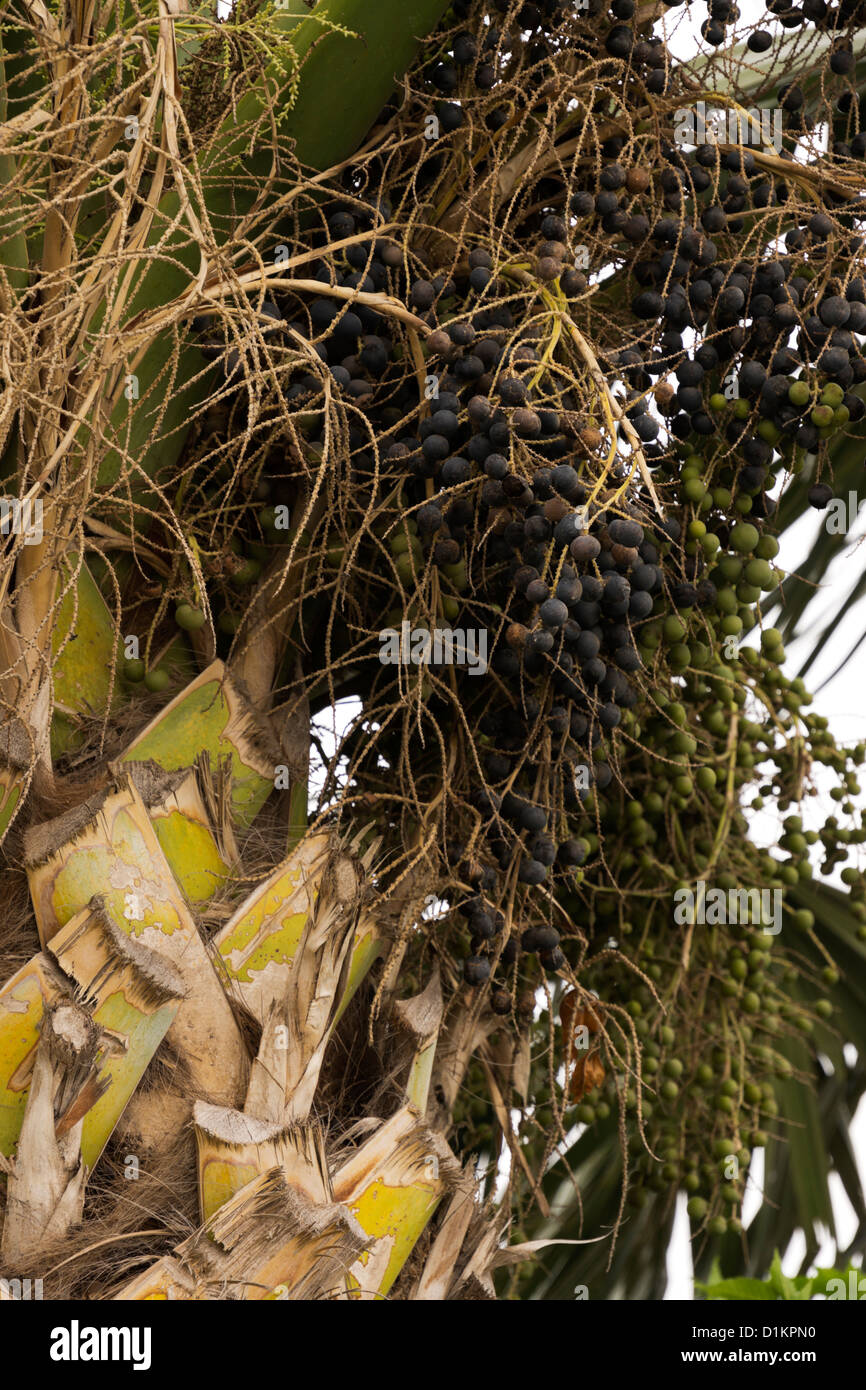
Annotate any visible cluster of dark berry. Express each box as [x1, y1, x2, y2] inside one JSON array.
[[175, 0, 866, 1246]]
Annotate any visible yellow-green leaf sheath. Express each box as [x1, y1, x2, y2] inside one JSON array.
[[332, 1107, 458, 1300], [214, 834, 382, 1026], [25, 778, 249, 1106], [194, 1103, 330, 1223], [121, 662, 276, 827], [0, 767, 23, 842], [51, 560, 119, 723], [0, 908, 181, 1170], [143, 768, 232, 905]]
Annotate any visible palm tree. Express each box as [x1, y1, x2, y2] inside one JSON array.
[[0, 0, 864, 1302]]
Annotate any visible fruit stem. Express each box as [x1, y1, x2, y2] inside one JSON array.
[[676, 714, 740, 988]]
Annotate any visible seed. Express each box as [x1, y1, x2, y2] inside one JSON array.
[[788, 380, 811, 407], [144, 668, 170, 693], [747, 29, 772, 51], [410, 279, 435, 309], [539, 597, 568, 628], [729, 522, 759, 554], [175, 603, 206, 631], [540, 946, 566, 970], [519, 858, 548, 885], [464, 956, 491, 987], [490, 988, 511, 1016], [696, 766, 716, 792], [818, 295, 850, 327], [513, 407, 542, 437], [744, 559, 773, 589], [521, 925, 543, 952], [807, 483, 833, 509], [536, 256, 561, 282], [434, 539, 461, 565], [810, 404, 834, 428], [232, 558, 262, 586], [426, 329, 452, 357], [560, 269, 586, 297], [570, 534, 600, 564], [558, 838, 588, 866], [608, 517, 643, 548]]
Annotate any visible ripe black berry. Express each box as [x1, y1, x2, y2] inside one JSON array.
[[808, 483, 833, 508], [464, 956, 491, 986]]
